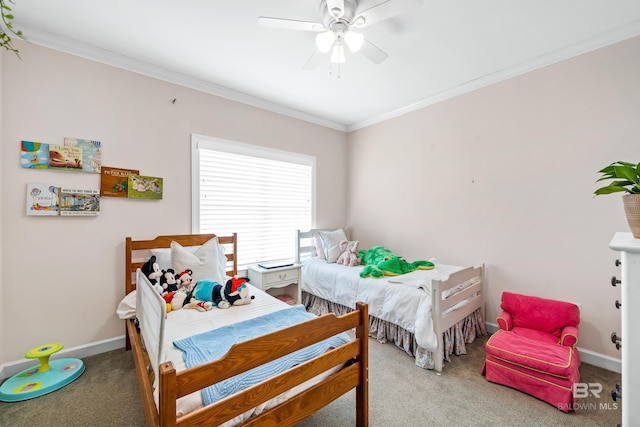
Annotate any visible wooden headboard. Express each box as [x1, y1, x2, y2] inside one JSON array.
[[124, 233, 237, 351], [124, 233, 238, 297]]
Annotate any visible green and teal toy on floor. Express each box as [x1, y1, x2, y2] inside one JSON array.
[[358, 246, 434, 278], [0, 343, 84, 402]]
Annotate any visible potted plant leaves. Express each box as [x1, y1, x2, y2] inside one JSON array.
[[1, 0, 25, 58], [595, 161, 640, 238]]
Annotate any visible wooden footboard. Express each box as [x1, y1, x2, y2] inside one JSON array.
[[130, 302, 369, 427]]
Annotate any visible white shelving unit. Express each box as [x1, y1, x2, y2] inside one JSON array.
[[609, 232, 640, 425]]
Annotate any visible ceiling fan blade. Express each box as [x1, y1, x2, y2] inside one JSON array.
[[359, 39, 388, 64], [352, 0, 423, 28], [258, 16, 325, 32], [302, 49, 324, 70], [326, 0, 346, 19]]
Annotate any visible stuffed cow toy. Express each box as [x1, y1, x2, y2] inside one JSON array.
[[336, 240, 361, 267]]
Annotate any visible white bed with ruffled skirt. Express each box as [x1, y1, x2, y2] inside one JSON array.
[[296, 229, 486, 371]]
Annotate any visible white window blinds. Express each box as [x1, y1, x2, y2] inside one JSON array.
[[192, 135, 314, 268]]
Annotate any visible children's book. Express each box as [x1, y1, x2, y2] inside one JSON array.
[[21, 141, 50, 169], [100, 166, 139, 197], [26, 183, 60, 216], [49, 144, 84, 171], [64, 137, 102, 173], [275, 294, 297, 306], [128, 174, 163, 200], [59, 188, 100, 216]]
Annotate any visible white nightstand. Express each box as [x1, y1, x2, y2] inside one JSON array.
[[247, 264, 302, 305]]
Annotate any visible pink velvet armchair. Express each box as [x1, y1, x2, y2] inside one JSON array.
[[482, 292, 581, 412]]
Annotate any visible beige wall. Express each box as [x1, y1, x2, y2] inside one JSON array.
[[0, 41, 347, 363], [2, 35, 638, 368], [348, 36, 640, 359]]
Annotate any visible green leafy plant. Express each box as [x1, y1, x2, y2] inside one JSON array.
[[1, 0, 25, 58], [595, 161, 640, 195]]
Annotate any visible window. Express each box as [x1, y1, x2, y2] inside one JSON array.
[[192, 134, 315, 268]]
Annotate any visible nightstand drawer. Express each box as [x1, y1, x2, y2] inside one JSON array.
[[264, 268, 299, 285]]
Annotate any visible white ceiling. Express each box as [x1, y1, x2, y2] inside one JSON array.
[[9, 0, 640, 131]]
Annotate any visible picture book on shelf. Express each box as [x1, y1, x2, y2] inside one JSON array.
[[59, 188, 100, 216], [49, 144, 83, 171], [26, 183, 59, 216], [21, 141, 50, 169], [64, 137, 102, 173], [100, 166, 139, 197], [128, 174, 163, 200]]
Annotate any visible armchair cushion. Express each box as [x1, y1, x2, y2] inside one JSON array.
[[501, 292, 580, 338], [509, 327, 560, 346], [486, 329, 578, 378]]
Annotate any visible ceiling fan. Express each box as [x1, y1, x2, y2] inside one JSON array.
[[258, 0, 423, 67]]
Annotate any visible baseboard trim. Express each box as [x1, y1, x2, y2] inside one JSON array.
[[578, 347, 622, 374], [485, 322, 621, 374], [0, 336, 126, 381]]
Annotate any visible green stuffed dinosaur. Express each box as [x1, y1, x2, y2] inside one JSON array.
[[357, 246, 434, 278]]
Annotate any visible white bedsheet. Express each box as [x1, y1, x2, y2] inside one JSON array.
[[135, 270, 340, 425], [301, 258, 467, 350]]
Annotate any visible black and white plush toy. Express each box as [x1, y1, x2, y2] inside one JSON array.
[[141, 255, 163, 292], [159, 268, 179, 301]]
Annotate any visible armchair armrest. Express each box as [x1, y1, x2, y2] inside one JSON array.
[[496, 311, 513, 331], [559, 325, 579, 347]]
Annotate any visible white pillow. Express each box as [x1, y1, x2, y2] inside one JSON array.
[[170, 237, 226, 284], [317, 229, 348, 263], [151, 247, 197, 271], [312, 232, 325, 259], [151, 240, 228, 279], [116, 290, 137, 319]]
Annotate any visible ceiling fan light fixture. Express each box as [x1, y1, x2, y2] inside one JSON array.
[[315, 30, 335, 53], [330, 42, 346, 64], [344, 30, 364, 53]]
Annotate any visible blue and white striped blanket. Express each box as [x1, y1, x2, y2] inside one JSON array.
[[173, 304, 351, 406]]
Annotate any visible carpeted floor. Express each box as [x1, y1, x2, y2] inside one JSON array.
[[0, 334, 622, 426]]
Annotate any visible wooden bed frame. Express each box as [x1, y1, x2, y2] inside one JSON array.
[[295, 229, 485, 372], [125, 233, 369, 427]]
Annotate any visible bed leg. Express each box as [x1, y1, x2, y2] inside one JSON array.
[[355, 302, 369, 427], [434, 334, 444, 373], [125, 326, 131, 351], [480, 264, 486, 326]]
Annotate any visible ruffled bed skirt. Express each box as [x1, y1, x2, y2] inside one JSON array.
[[302, 291, 487, 370]]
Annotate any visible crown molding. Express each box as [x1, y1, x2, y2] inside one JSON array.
[[15, 20, 640, 134], [18, 25, 348, 132], [346, 19, 640, 132]]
